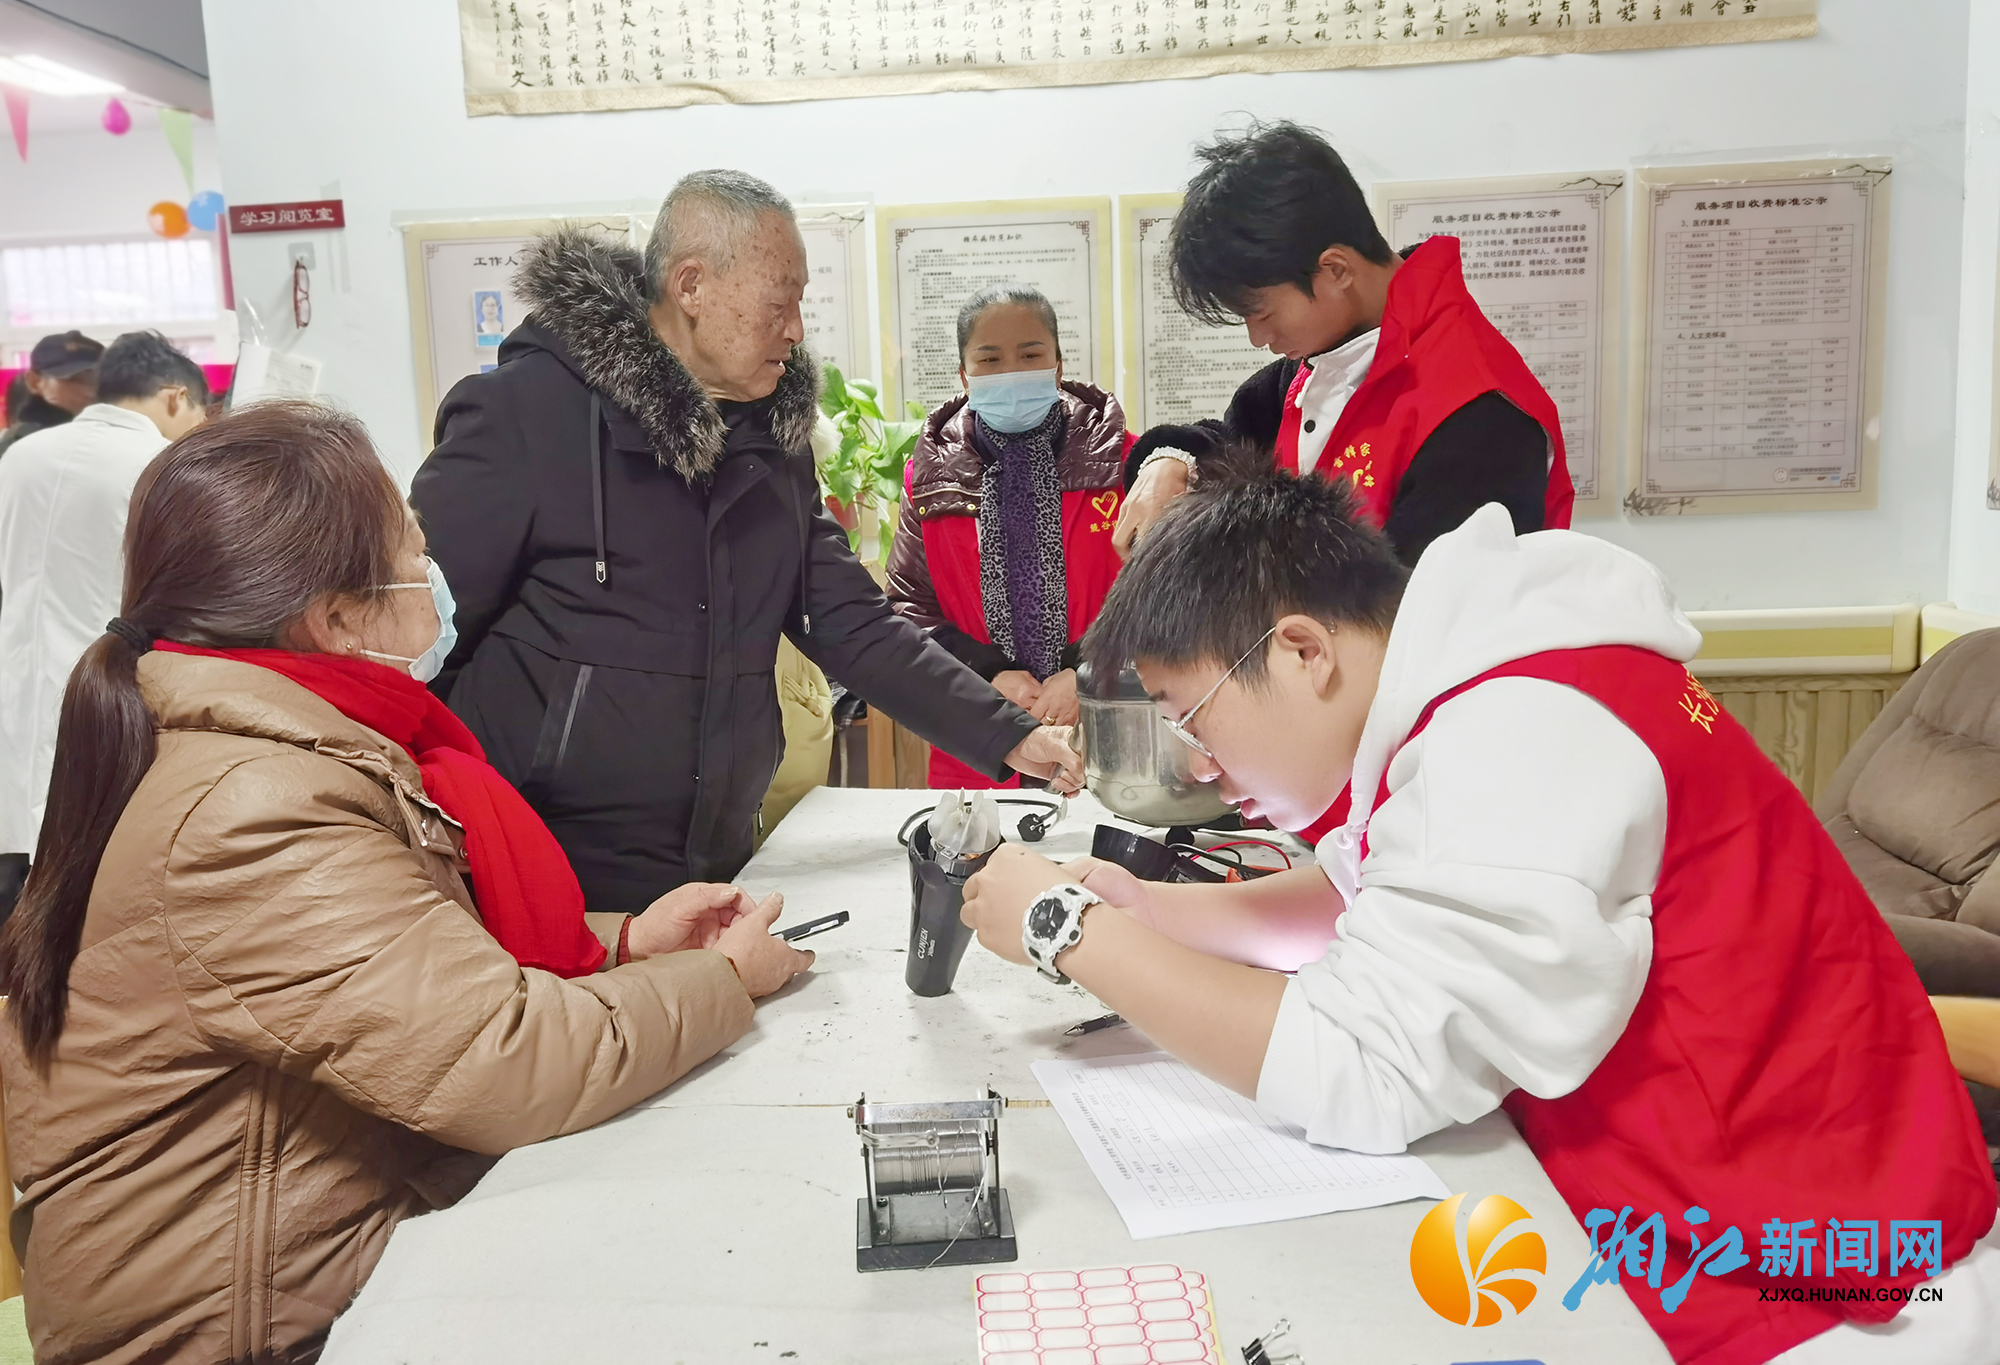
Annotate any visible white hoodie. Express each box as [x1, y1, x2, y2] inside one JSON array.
[[1254, 503, 1700, 1151], [1252, 507, 2000, 1365]]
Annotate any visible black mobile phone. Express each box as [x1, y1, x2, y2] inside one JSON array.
[[779, 910, 850, 943]]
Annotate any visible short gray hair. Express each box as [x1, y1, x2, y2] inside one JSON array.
[[955, 282, 1063, 362], [644, 169, 794, 299]]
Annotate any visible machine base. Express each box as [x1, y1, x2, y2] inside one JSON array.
[[855, 1188, 1018, 1272]]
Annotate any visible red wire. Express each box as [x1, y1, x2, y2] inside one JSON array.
[[1197, 838, 1293, 869]]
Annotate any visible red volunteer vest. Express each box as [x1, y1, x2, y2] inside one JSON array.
[[1285, 236, 1576, 845], [915, 466, 1127, 789], [1276, 236, 1575, 535], [1370, 646, 1996, 1365]]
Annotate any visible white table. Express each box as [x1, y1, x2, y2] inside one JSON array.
[[324, 788, 1671, 1365]]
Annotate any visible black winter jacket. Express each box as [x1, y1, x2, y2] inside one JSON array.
[[411, 229, 1037, 908]]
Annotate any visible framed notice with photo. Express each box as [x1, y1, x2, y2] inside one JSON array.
[[400, 215, 640, 454], [1627, 159, 1890, 516], [876, 198, 1113, 413], [1376, 171, 1624, 517]]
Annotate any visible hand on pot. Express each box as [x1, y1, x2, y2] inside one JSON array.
[[1005, 726, 1084, 795], [1031, 669, 1080, 728], [1111, 455, 1190, 559]]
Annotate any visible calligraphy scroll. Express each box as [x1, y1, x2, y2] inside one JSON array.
[[459, 1, 1815, 116]]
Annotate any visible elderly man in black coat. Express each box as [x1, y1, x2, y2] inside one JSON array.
[[412, 170, 1080, 910]]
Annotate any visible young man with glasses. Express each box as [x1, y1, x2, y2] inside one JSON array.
[[961, 475, 1999, 1365]]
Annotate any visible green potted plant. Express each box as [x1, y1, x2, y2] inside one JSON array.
[[816, 361, 927, 564]]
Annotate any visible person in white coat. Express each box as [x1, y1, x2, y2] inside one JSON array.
[[0, 332, 207, 916], [962, 475, 1999, 1365]]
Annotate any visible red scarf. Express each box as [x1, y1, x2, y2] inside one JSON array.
[[158, 644, 606, 977]]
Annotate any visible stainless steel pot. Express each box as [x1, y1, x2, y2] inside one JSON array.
[[1074, 662, 1232, 827]]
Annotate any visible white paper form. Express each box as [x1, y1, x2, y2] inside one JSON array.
[[1033, 1052, 1448, 1240], [796, 206, 869, 381], [1382, 178, 1620, 506], [1641, 175, 1876, 498], [879, 199, 1112, 411], [1123, 195, 1273, 432]]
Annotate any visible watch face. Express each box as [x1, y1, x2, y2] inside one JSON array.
[[1028, 896, 1068, 942]]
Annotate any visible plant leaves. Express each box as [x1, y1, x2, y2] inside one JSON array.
[[819, 361, 849, 416]]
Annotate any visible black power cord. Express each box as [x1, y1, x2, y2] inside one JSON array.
[[897, 795, 1067, 848]]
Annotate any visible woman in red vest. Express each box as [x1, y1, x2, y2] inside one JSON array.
[[1114, 119, 1574, 565], [884, 284, 1133, 788]]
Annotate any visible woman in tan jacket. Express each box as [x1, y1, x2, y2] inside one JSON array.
[[0, 402, 814, 1364]]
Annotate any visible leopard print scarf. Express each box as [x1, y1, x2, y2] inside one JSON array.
[[975, 402, 1068, 681]]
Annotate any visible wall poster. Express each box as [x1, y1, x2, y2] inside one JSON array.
[[876, 197, 1113, 413], [1376, 172, 1623, 515], [1628, 159, 1889, 516], [400, 214, 639, 453], [1118, 192, 1273, 434]]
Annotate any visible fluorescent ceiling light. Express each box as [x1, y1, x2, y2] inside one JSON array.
[[0, 55, 124, 97]]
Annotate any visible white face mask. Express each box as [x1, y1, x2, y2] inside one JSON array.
[[358, 557, 458, 683]]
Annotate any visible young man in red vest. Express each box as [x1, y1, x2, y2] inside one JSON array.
[[963, 475, 1999, 1365], [1115, 120, 1574, 566]]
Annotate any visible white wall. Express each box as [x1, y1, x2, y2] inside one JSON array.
[[0, 106, 221, 244], [0, 106, 227, 363], [1949, 0, 2000, 616], [200, 0, 1968, 611]]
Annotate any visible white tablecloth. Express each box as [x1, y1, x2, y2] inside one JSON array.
[[323, 788, 1671, 1364]]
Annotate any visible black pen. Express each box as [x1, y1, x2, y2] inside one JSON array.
[[1064, 1012, 1124, 1036], [779, 910, 850, 943]]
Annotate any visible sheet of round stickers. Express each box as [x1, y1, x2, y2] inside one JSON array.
[[974, 1264, 1221, 1365]]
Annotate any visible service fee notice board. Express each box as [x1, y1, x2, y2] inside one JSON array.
[[1629, 160, 1889, 515], [1377, 173, 1624, 516]]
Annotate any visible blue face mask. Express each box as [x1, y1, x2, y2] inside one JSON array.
[[965, 367, 1061, 434], [361, 557, 459, 684]]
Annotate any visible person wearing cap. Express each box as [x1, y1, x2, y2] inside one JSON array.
[[0, 331, 104, 460], [0, 332, 208, 919]]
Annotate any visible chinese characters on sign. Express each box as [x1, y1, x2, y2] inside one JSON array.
[[1640, 170, 1883, 506], [1382, 177, 1620, 506], [1565, 1204, 1946, 1317], [457, 0, 1816, 115], [231, 200, 346, 234], [796, 207, 869, 382], [1122, 195, 1272, 432], [880, 200, 1111, 410]]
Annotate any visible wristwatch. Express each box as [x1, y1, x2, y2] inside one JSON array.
[[1023, 883, 1103, 984]]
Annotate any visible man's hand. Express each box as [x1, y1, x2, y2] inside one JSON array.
[[716, 892, 816, 998], [627, 881, 754, 958], [962, 843, 1073, 966], [993, 669, 1043, 710], [1059, 854, 1155, 928], [1032, 668, 1080, 727], [1005, 725, 1084, 795], [1111, 455, 1190, 560]]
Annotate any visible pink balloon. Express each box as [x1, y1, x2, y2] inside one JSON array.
[[101, 97, 130, 135]]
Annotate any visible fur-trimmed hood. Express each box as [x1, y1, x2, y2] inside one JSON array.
[[512, 227, 821, 482]]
